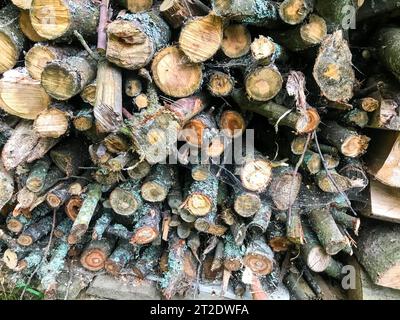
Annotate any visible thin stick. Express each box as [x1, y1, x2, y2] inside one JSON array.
[[73, 30, 100, 61]]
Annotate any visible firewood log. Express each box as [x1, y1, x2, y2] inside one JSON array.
[[247, 200, 272, 234], [109, 180, 143, 216], [30, 0, 100, 41], [221, 24, 251, 59], [120, 0, 153, 13], [141, 164, 174, 202], [33, 103, 72, 138], [105, 240, 133, 275], [179, 14, 223, 63], [223, 233, 244, 271], [218, 109, 246, 139], [279, 0, 315, 25], [161, 233, 196, 299], [211, 0, 280, 27], [80, 237, 116, 272], [207, 71, 235, 97], [313, 31, 355, 103], [80, 81, 97, 106], [243, 234, 274, 275], [130, 203, 161, 245], [0, 5, 27, 74], [17, 215, 53, 246], [106, 11, 170, 70], [0, 68, 51, 119], [41, 51, 97, 101], [151, 46, 202, 98], [18, 9, 46, 42], [314, 0, 357, 31], [232, 89, 320, 133], [68, 183, 102, 244], [73, 108, 94, 132], [308, 207, 348, 255]]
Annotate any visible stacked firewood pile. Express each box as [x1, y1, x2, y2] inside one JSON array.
[[1, 0, 400, 300]]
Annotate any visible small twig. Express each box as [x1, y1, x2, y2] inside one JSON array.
[[73, 30, 100, 61]]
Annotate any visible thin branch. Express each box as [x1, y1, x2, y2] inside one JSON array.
[[73, 30, 100, 61]]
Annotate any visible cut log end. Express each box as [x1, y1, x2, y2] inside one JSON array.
[[359, 97, 380, 112], [7, 219, 23, 233], [185, 194, 212, 216], [80, 248, 107, 271], [279, 0, 311, 25], [208, 72, 234, 97], [269, 237, 290, 252], [25, 45, 56, 81], [179, 14, 223, 63], [17, 234, 33, 246], [221, 24, 251, 58], [251, 35, 276, 62], [245, 66, 283, 102], [41, 64, 80, 101], [80, 83, 97, 106], [141, 181, 168, 202], [46, 193, 63, 208], [341, 135, 370, 158], [220, 110, 246, 138], [241, 159, 272, 192], [130, 227, 158, 245], [30, 0, 71, 40], [3, 249, 18, 270], [152, 46, 202, 98], [224, 259, 242, 272], [306, 246, 331, 272], [300, 14, 327, 45], [19, 10, 46, 42], [109, 188, 140, 216], [243, 253, 273, 275], [65, 196, 83, 221], [234, 192, 261, 217], [296, 108, 321, 133], [0, 32, 18, 74], [104, 260, 122, 276]]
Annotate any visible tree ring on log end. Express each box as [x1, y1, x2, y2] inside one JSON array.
[[41, 64, 80, 100], [241, 160, 272, 192], [220, 110, 246, 138], [3, 249, 18, 270], [0, 32, 18, 74], [185, 193, 212, 216], [234, 192, 261, 217], [80, 248, 106, 271], [110, 188, 140, 215], [30, 0, 71, 40], [221, 24, 251, 59], [295, 108, 321, 133], [341, 135, 370, 157], [305, 246, 331, 272], [223, 258, 242, 272], [131, 227, 158, 245], [65, 196, 83, 221], [245, 66, 283, 102], [17, 234, 33, 246], [243, 253, 273, 275], [25, 45, 56, 81], [7, 219, 23, 233]]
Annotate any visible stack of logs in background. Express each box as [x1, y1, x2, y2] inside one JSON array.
[[0, 0, 400, 300]]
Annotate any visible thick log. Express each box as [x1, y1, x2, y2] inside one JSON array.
[[132, 245, 161, 279], [30, 0, 100, 41], [80, 237, 116, 272], [243, 234, 274, 275], [279, 0, 315, 25], [50, 138, 89, 176], [316, 169, 365, 193], [315, 0, 356, 30], [245, 65, 283, 102], [179, 14, 223, 63], [357, 0, 400, 21], [355, 221, 400, 289], [211, 0, 279, 27], [221, 24, 251, 59], [182, 174, 218, 217], [110, 180, 143, 216], [68, 183, 102, 244], [218, 109, 246, 139], [19, 9, 46, 42], [105, 240, 133, 275], [232, 89, 320, 134], [151, 46, 203, 98], [233, 189, 261, 217], [273, 14, 327, 52], [0, 68, 51, 119], [25, 44, 77, 81], [33, 103, 72, 138], [0, 5, 27, 74], [318, 120, 370, 157], [141, 164, 174, 202], [313, 31, 355, 103], [130, 203, 161, 245], [94, 60, 123, 133], [308, 207, 348, 255], [160, 0, 209, 28], [106, 11, 170, 70], [236, 153, 272, 193], [41, 51, 97, 101]]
